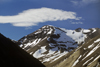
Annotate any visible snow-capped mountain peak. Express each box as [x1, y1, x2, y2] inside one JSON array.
[[17, 25, 100, 64]]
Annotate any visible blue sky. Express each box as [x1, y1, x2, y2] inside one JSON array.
[[0, 0, 100, 40]]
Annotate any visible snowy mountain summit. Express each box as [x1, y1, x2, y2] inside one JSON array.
[[18, 25, 100, 67]]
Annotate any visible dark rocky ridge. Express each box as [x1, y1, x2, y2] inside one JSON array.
[[0, 33, 45, 67]]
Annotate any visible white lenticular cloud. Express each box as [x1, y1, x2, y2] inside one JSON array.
[[0, 7, 81, 27]]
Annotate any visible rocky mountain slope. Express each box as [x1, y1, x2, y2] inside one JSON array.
[[55, 35, 100, 67], [17, 25, 100, 67], [0, 33, 45, 67]]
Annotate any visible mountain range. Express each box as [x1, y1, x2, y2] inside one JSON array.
[[1, 25, 100, 67]]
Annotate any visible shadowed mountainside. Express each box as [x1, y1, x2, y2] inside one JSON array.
[[0, 33, 45, 67]]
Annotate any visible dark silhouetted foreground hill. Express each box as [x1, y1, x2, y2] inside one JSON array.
[[0, 33, 45, 67]]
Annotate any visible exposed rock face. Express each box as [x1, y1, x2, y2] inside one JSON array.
[[0, 33, 45, 67], [17, 25, 100, 67], [75, 28, 82, 32]]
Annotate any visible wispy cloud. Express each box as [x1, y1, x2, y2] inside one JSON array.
[[71, 0, 99, 6], [25, 26, 33, 30], [0, 7, 81, 27], [71, 22, 83, 24]]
